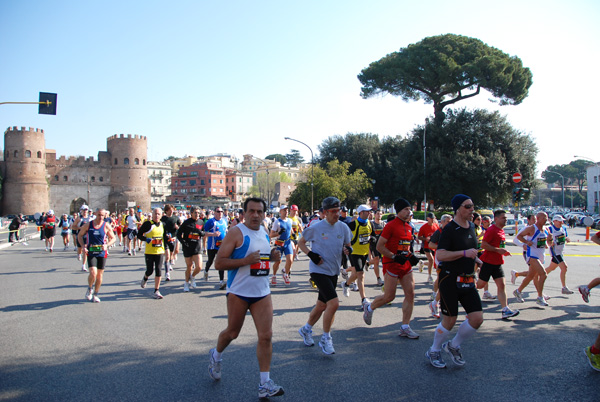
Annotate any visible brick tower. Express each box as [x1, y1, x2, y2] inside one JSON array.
[[107, 134, 150, 213], [2, 126, 49, 215]]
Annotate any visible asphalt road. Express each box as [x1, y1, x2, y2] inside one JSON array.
[[1, 228, 599, 401]]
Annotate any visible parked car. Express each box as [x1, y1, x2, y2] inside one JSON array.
[[504, 218, 526, 236]]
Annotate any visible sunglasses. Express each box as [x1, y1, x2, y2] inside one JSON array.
[[215, 210, 224, 213], [461, 204, 474, 209]]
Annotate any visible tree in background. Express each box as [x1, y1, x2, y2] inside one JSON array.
[[265, 154, 286, 165], [288, 160, 371, 211], [542, 160, 593, 193], [284, 149, 304, 167], [358, 34, 533, 124]]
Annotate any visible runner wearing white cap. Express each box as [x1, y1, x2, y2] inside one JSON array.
[[545, 215, 573, 294]]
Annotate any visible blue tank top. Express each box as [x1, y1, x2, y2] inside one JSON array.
[[87, 221, 107, 258]]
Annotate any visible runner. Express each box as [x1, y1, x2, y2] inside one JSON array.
[[341, 204, 372, 307], [161, 204, 181, 281], [515, 212, 551, 306], [510, 214, 537, 285], [418, 212, 439, 285], [176, 206, 205, 292], [137, 208, 166, 299], [72, 205, 91, 271], [204, 207, 228, 289], [270, 205, 294, 286], [545, 215, 574, 294], [476, 210, 519, 319], [427, 214, 452, 319], [297, 197, 352, 355], [124, 207, 140, 256], [289, 205, 303, 261], [363, 198, 420, 339], [59, 213, 72, 250], [79, 208, 116, 303], [208, 197, 284, 399], [43, 210, 57, 252], [425, 194, 484, 369], [370, 209, 385, 286]]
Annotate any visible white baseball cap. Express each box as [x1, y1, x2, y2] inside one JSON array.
[[357, 204, 372, 213], [552, 215, 564, 222]]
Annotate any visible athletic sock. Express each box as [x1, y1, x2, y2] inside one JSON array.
[[260, 372, 270, 385], [431, 323, 450, 352], [213, 349, 222, 360], [451, 319, 477, 349], [323, 332, 331, 338], [303, 323, 313, 332]]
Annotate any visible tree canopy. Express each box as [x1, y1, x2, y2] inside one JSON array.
[[285, 149, 305, 167], [265, 154, 286, 165], [358, 34, 533, 123], [542, 159, 593, 193]]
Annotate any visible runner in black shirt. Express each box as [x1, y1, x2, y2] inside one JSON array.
[[426, 194, 484, 369], [176, 206, 205, 292]]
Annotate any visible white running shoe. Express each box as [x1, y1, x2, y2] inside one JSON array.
[[429, 301, 440, 319], [271, 275, 277, 286], [579, 285, 590, 303], [363, 303, 373, 325], [165, 272, 171, 281], [283, 273, 290, 285], [318, 335, 335, 355], [77, 254, 82, 261], [219, 280, 226, 290], [208, 348, 222, 380], [183, 282, 190, 292], [153, 290, 163, 299], [298, 326, 315, 346], [351, 282, 359, 291], [513, 289, 525, 303], [428, 276, 434, 285], [258, 379, 284, 399], [482, 291, 497, 301], [341, 268, 348, 280], [82, 265, 88, 272], [562, 286, 574, 295], [92, 295, 101, 303], [510, 270, 517, 285], [190, 277, 197, 289], [536, 296, 549, 307], [398, 325, 419, 339], [376, 277, 384, 286], [342, 281, 350, 297], [85, 288, 94, 301]]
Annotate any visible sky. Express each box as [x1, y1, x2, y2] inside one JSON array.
[[1, 0, 599, 177]]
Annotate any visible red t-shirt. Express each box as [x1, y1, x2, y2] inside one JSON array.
[[381, 217, 414, 267], [480, 223, 507, 265], [418, 222, 439, 249]]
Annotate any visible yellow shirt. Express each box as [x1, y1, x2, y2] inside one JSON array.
[[143, 221, 165, 255]]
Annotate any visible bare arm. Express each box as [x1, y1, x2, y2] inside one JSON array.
[[215, 226, 259, 270]]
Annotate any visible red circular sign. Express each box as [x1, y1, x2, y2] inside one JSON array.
[[512, 173, 522, 183]]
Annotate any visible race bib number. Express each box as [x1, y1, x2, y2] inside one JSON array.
[[536, 238, 547, 248], [250, 254, 271, 276], [151, 238, 163, 248], [398, 240, 411, 252], [456, 275, 475, 289], [188, 233, 200, 241], [555, 234, 566, 246], [359, 234, 370, 245], [499, 240, 506, 249], [215, 240, 222, 248], [274, 239, 285, 247], [89, 244, 103, 252]]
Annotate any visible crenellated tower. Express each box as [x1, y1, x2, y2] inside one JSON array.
[[107, 134, 150, 212], [2, 127, 49, 215]]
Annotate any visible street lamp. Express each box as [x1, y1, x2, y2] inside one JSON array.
[[423, 118, 429, 212], [546, 170, 565, 208], [284, 137, 314, 213]]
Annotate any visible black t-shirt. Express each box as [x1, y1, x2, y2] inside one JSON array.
[[9, 216, 22, 230], [161, 215, 181, 235], [176, 218, 204, 254], [437, 220, 477, 275], [429, 227, 442, 245]]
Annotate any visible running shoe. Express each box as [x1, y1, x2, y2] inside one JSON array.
[[418, 261, 424, 273], [398, 326, 419, 339], [82, 265, 88, 272], [584, 346, 600, 372], [208, 348, 222, 380], [341, 268, 348, 280], [271, 275, 277, 286], [298, 326, 314, 346], [376, 277, 384, 286], [258, 379, 284, 399], [501, 307, 520, 319], [579, 285, 590, 303], [49, 248, 53, 252], [341, 281, 350, 297], [510, 270, 517, 285], [426, 348, 446, 369], [429, 301, 440, 319], [183, 282, 190, 292], [442, 341, 466, 366], [318, 335, 335, 355], [219, 280, 226, 290], [536, 296, 549, 307], [562, 286, 574, 295], [351, 282, 359, 291], [165, 272, 171, 281], [92, 295, 101, 303], [140, 277, 148, 288], [132, 249, 136, 256], [363, 302, 373, 325], [128, 250, 131, 256], [543, 293, 550, 301], [153, 290, 163, 299], [513, 289, 525, 303], [309, 279, 317, 288], [482, 291, 497, 301], [78, 254, 82, 261], [204, 271, 209, 281], [85, 288, 93, 301], [430, 291, 437, 301], [428, 276, 434, 285], [190, 277, 197, 289], [283, 273, 290, 285]]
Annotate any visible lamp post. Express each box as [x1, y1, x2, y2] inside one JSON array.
[[423, 118, 429, 212], [546, 170, 565, 208], [284, 137, 314, 213]]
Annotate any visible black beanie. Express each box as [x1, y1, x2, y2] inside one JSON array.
[[394, 198, 411, 212], [451, 194, 470, 212]]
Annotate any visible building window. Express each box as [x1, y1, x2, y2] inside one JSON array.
[[4, 151, 8, 159], [143, 159, 146, 166], [14, 150, 18, 157], [124, 158, 130, 165], [25, 150, 31, 158], [114, 158, 118, 165], [200, 179, 205, 185], [91, 176, 95, 182], [99, 177, 103, 182], [134, 158, 139, 165], [37, 151, 42, 158], [63, 176, 68, 181], [54, 175, 59, 181], [595, 176, 598, 183]]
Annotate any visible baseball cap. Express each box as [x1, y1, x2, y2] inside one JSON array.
[[322, 197, 341, 210], [341, 206, 348, 212], [357, 204, 371, 213], [280, 205, 288, 210], [48, 209, 54, 215], [552, 215, 564, 222], [80, 205, 89, 211], [291, 205, 298, 211], [426, 212, 435, 219]]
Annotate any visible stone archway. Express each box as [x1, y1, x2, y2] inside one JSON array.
[[70, 197, 87, 215]]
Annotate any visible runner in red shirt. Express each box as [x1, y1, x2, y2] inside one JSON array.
[[418, 213, 439, 285], [476, 210, 519, 319]]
